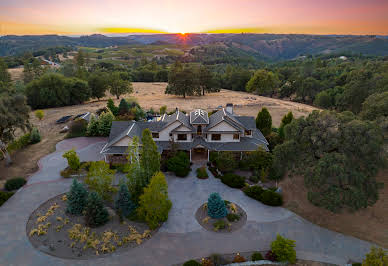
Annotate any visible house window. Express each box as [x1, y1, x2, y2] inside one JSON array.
[[233, 133, 240, 140], [177, 134, 187, 141], [152, 132, 159, 138], [245, 130, 252, 136], [211, 134, 221, 141]]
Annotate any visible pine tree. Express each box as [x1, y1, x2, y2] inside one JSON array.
[[97, 111, 114, 137], [107, 98, 118, 116], [207, 192, 227, 219], [115, 184, 136, 218], [137, 172, 172, 229], [85, 191, 109, 227], [66, 179, 88, 215], [141, 128, 161, 184], [256, 107, 272, 137], [118, 98, 129, 115]]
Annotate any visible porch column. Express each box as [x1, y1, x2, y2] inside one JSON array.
[[240, 152, 242, 160], [207, 150, 210, 161], [189, 149, 192, 162], [104, 154, 107, 163]]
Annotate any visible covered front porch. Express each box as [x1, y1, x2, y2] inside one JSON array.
[[190, 146, 209, 162]]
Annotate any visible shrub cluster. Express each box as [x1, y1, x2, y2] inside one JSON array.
[[196, 167, 208, 179], [251, 252, 264, 261], [0, 191, 14, 206], [62, 149, 80, 170], [270, 234, 296, 263], [214, 152, 238, 173], [86, 112, 115, 137], [66, 119, 88, 138], [226, 213, 240, 222], [243, 185, 283, 206], [7, 133, 31, 153], [167, 151, 190, 177], [183, 260, 201, 266], [213, 220, 226, 231], [5, 177, 26, 191], [221, 173, 245, 188], [29, 128, 41, 144]]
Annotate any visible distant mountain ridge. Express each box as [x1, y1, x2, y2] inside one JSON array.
[[1, 33, 388, 60]]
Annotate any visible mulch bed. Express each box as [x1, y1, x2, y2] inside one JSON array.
[[195, 202, 247, 233], [26, 193, 157, 259]]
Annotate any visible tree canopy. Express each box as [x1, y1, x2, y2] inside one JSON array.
[[273, 110, 385, 212], [246, 69, 279, 96]]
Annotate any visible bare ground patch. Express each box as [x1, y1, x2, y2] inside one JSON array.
[[279, 170, 388, 248]]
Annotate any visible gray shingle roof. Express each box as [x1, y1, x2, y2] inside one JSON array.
[[190, 109, 209, 124], [235, 116, 256, 130]]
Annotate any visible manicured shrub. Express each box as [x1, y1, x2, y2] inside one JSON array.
[[5, 177, 26, 191], [85, 191, 109, 227], [107, 98, 118, 116], [215, 152, 238, 173], [0, 191, 14, 206], [29, 128, 41, 144], [207, 193, 227, 219], [183, 260, 201, 266], [62, 149, 80, 170], [115, 184, 136, 218], [270, 234, 296, 263], [196, 167, 208, 179], [137, 172, 172, 229], [260, 190, 283, 206], [7, 133, 31, 152], [243, 185, 264, 201], [221, 173, 245, 188], [233, 253, 246, 263], [213, 219, 226, 231], [226, 213, 240, 222], [66, 119, 87, 138], [251, 252, 263, 261], [66, 179, 88, 215], [363, 247, 388, 265], [167, 151, 190, 177]]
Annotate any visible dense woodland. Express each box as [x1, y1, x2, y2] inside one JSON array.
[[0, 36, 387, 213]]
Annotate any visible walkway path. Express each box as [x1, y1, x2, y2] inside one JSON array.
[[0, 138, 374, 266]]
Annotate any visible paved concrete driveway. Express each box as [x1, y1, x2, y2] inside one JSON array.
[[0, 138, 375, 266]]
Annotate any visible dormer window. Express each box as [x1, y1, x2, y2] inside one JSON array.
[[177, 134, 187, 141], [152, 132, 159, 138], [233, 134, 240, 140], [245, 130, 251, 136]]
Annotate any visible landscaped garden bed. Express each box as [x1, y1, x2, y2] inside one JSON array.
[[26, 192, 157, 259], [195, 193, 247, 233]]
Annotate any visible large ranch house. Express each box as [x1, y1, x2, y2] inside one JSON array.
[[100, 104, 269, 163]]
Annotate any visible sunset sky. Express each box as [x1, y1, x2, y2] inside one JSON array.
[[0, 0, 388, 35]]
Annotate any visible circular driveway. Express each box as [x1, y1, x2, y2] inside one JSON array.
[[0, 138, 374, 266]]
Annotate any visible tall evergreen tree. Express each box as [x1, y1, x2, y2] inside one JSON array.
[[279, 112, 294, 139], [84, 191, 109, 227], [137, 172, 172, 229], [126, 136, 146, 203], [118, 98, 130, 115], [141, 128, 161, 184], [115, 184, 136, 218], [66, 179, 88, 215], [256, 107, 272, 137]]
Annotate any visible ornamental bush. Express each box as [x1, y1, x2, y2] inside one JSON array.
[[215, 152, 238, 173], [207, 193, 227, 218], [62, 149, 80, 170], [5, 177, 26, 191], [29, 128, 41, 144], [34, 110, 44, 120], [66, 179, 88, 215], [221, 173, 245, 188], [167, 151, 190, 177], [196, 166, 208, 179], [85, 161, 117, 201], [243, 185, 264, 201], [0, 191, 14, 206], [66, 119, 87, 138], [183, 260, 201, 266], [251, 252, 264, 261], [270, 234, 296, 263], [115, 184, 136, 218], [85, 191, 109, 227], [363, 246, 388, 266], [260, 190, 283, 206]]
